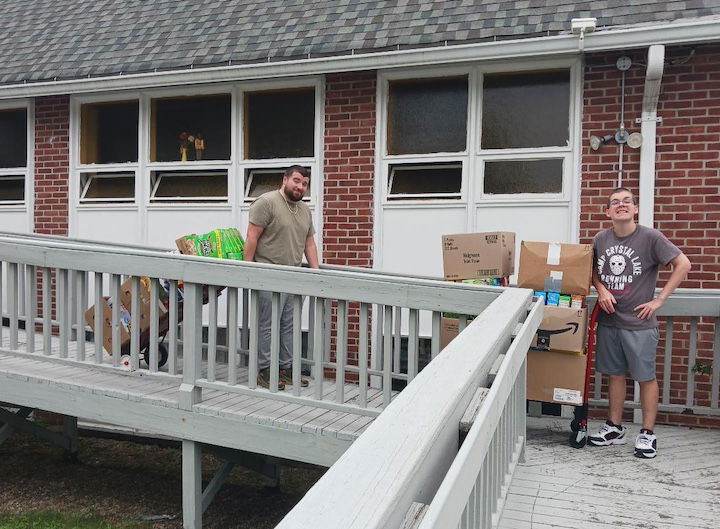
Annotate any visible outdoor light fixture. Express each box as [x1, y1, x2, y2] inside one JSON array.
[[627, 132, 643, 149], [571, 18, 597, 52], [589, 135, 613, 151]]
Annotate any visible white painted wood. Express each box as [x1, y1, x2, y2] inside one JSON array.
[[270, 291, 280, 392], [276, 289, 535, 529], [110, 274, 121, 366], [248, 289, 259, 390], [336, 300, 347, 403], [292, 295, 302, 396], [227, 287, 238, 385], [383, 304, 392, 406], [130, 276, 140, 370], [182, 440, 202, 529], [313, 298, 324, 400], [24, 265, 36, 354], [459, 387, 489, 434], [42, 267, 52, 356], [168, 279, 179, 375], [358, 303, 369, 407], [9, 262, 18, 349], [149, 278, 159, 372], [179, 283, 202, 409], [408, 308, 419, 382]]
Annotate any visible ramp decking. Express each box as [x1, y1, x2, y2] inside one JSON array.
[[500, 416, 720, 529]]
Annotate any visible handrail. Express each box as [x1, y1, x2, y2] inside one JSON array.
[[276, 288, 536, 529]]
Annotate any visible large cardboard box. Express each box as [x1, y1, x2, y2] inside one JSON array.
[[527, 349, 587, 406], [442, 232, 515, 280], [84, 296, 132, 354], [517, 241, 593, 295], [531, 306, 587, 353]]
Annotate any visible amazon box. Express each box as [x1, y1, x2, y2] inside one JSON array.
[[527, 349, 587, 406], [531, 306, 587, 353], [517, 241, 593, 295], [442, 232, 515, 280]]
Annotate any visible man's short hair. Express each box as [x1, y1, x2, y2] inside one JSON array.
[[284, 165, 310, 180], [607, 186, 635, 207]]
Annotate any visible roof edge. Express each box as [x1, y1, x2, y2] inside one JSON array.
[[1, 17, 719, 99]]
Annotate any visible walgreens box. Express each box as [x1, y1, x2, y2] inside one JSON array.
[[442, 232, 515, 280]]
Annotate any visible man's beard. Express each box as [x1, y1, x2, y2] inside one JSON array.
[[283, 186, 303, 202]]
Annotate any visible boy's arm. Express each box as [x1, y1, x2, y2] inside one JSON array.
[[634, 253, 691, 319], [593, 267, 616, 314]]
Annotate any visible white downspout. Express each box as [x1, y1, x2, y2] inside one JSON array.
[[638, 45, 665, 228]]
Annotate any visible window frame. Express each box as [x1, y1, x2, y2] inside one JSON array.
[[386, 161, 464, 200], [378, 59, 579, 207], [79, 170, 136, 204], [0, 100, 32, 208]]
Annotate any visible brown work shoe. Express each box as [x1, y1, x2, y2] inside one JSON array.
[[257, 369, 285, 390], [279, 368, 309, 387]]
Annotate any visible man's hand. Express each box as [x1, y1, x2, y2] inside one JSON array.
[[634, 298, 664, 320], [597, 288, 617, 314]]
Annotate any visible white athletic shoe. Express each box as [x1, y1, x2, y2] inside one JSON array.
[[588, 421, 627, 446], [634, 431, 657, 458]]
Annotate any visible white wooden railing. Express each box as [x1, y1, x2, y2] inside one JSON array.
[[277, 288, 543, 529], [0, 231, 503, 415]]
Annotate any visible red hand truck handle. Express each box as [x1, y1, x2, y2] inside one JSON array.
[[583, 303, 601, 405]]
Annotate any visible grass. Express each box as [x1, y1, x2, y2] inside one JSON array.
[[0, 512, 147, 529]]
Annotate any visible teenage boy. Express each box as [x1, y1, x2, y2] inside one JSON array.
[[588, 187, 691, 458]]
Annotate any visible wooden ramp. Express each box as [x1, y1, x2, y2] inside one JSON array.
[[499, 416, 720, 529], [0, 339, 385, 468]]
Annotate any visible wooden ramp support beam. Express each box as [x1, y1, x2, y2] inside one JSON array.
[[459, 387, 490, 446], [0, 407, 78, 460], [400, 502, 428, 529]]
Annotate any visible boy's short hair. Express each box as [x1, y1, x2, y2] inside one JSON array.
[[607, 186, 635, 207]]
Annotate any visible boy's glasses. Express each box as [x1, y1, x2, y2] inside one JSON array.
[[609, 198, 634, 207]]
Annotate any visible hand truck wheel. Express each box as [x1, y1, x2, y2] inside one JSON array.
[[142, 343, 169, 368]]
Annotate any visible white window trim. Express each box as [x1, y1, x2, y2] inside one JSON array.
[[79, 171, 136, 203], [0, 100, 33, 213], [149, 169, 229, 203], [386, 161, 464, 201]]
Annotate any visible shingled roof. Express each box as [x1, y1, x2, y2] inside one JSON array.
[[2, 0, 720, 86]]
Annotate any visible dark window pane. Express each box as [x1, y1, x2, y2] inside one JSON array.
[[389, 162, 462, 199], [151, 170, 227, 201], [388, 77, 468, 154], [152, 95, 231, 162], [481, 71, 570, 149], [0, 175, 24, 201], [80, 101, 138, 164], [245, 89, 315, 159], [484, 159, 563, 194], [81, 172, 134, 201], [244, 167, 311, 199], [0, 109, 27, 168]]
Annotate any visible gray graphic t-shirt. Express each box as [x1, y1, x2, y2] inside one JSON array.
[[593, 225, 680, 330]]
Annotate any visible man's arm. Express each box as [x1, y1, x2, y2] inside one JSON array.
[[243, 223, 264, 262], [592, 267, 617, 314], [634, 253, 691, 320], [304, 235, 320, 269]]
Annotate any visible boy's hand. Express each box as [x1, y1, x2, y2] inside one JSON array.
[[634, 298, 664, 319], [597, 289, 617, 314]]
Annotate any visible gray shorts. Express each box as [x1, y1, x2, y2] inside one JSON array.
[[595, 324, 659, 382]]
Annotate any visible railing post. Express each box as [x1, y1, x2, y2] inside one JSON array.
[[178, 282, 203, 409]]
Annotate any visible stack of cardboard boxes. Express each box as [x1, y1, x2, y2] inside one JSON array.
[[440, 232, 516, 349], [518, 241, 593, 406]]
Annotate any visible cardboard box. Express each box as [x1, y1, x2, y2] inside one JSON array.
[[84, 296, 131, 354], [440, 317, 460, 350], [531, 306, 587, 353], [517, 241, 593, 295], [442, 232, 515, 280], [527, 349, 587, 406]]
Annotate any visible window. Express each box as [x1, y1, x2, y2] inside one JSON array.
[[483, 159, 563, 194], [244, 167, 312, 202], [0, 108, 27, 204], [150, 170, 228, 202], [151, 94, 231, 162], [387, 77, 468, 155], [80, 101, 138, 164], [80, 172, 135, 203], [387, 163, 462, 200], [244, 89, 315, 159], [481, 70, 570, 149]]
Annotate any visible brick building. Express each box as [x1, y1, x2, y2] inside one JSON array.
[[1, 1, 719, 425]]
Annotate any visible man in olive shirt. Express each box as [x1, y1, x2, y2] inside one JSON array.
[[244, 166, 319, 390]]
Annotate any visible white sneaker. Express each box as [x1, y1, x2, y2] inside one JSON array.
[[588, 421, 627, 446], [634, 431, 657, 458]]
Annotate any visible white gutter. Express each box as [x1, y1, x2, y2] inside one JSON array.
[[638, 45, 665, 228], [0, 17, 718, 99]]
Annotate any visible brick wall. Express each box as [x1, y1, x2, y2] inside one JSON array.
[[34, 95, 70, 236], [581, 44, 720, 427], [323, 72, 376, 374]]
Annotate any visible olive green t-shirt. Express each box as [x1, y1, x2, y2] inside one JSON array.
[[248, 190, 315, 267]]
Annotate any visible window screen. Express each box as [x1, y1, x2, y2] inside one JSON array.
[[80, 172, 135, 202], [481, 71, 570, 149], [80, 101, 138, 164], [245, 89, 315, 159], [388, 163, 462, 199], [0, 109, 27, 168], [150, 170, 228, 201], [0, 175, 24, 202], [387, 77, 468, 155], [483, 159, 563, 194], [151, 95, 231, 162]]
